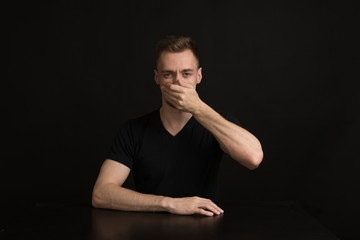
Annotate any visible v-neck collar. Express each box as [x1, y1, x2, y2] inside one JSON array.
[[157, 109, 194, 138]]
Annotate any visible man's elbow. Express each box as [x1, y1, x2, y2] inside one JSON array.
[[248, 150, 263, 170], [91, 187, 103, 208]]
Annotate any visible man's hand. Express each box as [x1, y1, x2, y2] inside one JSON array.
[[165, 196, 224, 217], [161, 81, 203, 114]]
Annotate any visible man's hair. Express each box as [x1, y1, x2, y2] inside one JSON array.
[[155, 35, 199, 68]]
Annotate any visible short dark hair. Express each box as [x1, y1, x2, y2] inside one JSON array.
[[155, 35, 199, 68]]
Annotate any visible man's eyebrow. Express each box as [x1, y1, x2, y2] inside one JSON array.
[[161, 69, 194, 73]]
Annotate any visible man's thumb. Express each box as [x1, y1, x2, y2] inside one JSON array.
[[179, 80, 193, 88]]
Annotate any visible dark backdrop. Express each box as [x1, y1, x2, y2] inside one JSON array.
[[3, 1, 359, 239]]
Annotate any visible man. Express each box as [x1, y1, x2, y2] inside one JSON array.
[[92, 36, 263, 216]]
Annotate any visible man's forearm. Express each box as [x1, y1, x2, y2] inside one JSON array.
[[92, 183, 224, 216], [193, 101, 263, 169], [92, 183, 169, 212]]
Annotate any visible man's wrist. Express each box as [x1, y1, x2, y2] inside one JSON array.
[[160, 196, 173, 212], [192, 100, 208, 117]]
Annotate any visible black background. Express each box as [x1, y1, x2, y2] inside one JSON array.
[[3, 1, 359, 239]]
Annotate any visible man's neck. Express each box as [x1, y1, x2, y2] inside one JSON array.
[[160, 103, 192, 135]]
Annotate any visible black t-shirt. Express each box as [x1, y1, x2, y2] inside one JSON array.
[[106, 108, 241, 200]]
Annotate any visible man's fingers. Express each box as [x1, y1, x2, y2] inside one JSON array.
[[163, 82, 192, 92], [178, 80, 194, 89], [209, 202, 224, 214], [197, 208, 214, 217], [204, 204, 222, 215], [162, 91, 185, 110], [168, 84, 184, 93], [162, 87, 186, 108], [199, 202, 223, 215], [198, 199, 224, 214], [161, 83, 183, 93], [169, 196, 223, 216], [161, 85, 181, 98], [162, 89, 180, 104]]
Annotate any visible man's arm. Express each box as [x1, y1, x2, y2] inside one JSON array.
[[193, 103, 263, 170], [161, 82, 263, 170], [92, 159, 224, 216]]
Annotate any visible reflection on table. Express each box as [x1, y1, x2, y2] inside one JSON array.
[[1, 201, 339, 240], [91, 208, 223, 240]]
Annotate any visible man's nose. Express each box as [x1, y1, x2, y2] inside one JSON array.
[[173, 73, 181, 85]]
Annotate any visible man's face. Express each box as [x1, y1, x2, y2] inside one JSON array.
[[154, 49, 202, 88]]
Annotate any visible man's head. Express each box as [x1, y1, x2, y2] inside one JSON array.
[[155, 36, 199, 69], [154, 36, 202, 89]]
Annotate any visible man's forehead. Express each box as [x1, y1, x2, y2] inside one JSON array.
[[158, 49, 198, 69]]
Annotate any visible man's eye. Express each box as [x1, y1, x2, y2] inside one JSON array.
[[183, 73, 191, 77], [163, 73, 172, 78]]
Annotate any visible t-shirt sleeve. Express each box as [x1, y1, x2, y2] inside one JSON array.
[[105, 121, 135, 169], [219, 111, 242, 126]]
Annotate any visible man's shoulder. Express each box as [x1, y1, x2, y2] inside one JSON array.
[[119, 109, 159, 134], [127, 109, 158, 125]]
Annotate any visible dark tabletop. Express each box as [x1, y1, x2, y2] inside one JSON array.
[[0, 201, 339, 240]]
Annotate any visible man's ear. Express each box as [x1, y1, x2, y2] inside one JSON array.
[[154, 69, 160, 85], [197, 67, 202, 84]]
